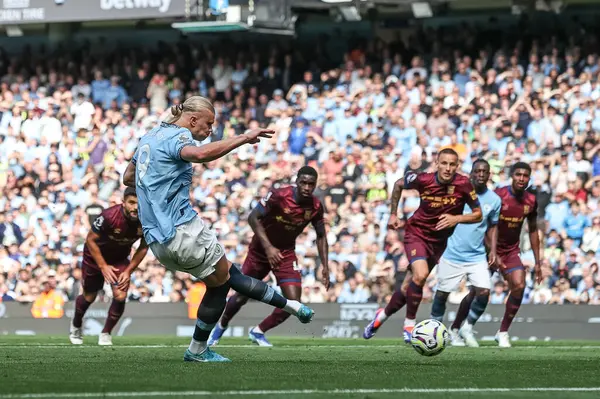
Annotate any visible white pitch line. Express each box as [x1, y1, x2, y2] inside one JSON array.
[[1, 387, 600, 398], [1, 343, 600, 350]]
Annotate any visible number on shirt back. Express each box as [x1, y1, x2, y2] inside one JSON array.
[[136, 144, 151, 186]]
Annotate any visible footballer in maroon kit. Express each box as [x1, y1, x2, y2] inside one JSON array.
[[492, 162, 542, 348], [69, 187, 148, 346], [209, 166, 329, 347], [364, 148, 483, 342]]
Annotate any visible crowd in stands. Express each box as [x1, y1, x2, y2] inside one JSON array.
[[0, 26, 599, 308]]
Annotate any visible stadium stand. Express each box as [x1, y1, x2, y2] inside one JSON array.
[[0, 25, 599, 308]]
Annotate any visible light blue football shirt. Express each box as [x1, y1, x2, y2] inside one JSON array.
[[132, 122, 197, 245], [442, 188, 502, 264]]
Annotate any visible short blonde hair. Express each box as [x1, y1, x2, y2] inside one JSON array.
[[165, 96, 215, 124]]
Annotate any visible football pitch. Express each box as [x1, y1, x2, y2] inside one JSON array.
[[1, 337, 600, 399]]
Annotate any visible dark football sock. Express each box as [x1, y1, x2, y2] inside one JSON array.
[[405, 281, 424, 320], [73, 295, 92, 328], [258, 308, 291, 333], [451, 289, 476, 330], [430, 291, 449, 322], [467, 293, 489, 326], [228, 264, 287, 309], [193, 283, 230, 343], [383, 290, 407, 317], [219, 293, 249, 328], [102, 299, 126, 334], [500, 293, 523, 332]]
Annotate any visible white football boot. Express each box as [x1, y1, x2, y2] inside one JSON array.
[[98, 332, 113, 346], [69, 322, 83, 345], [449, 328, 466, 347], [459, 323, 479, 348], [495, 331, 512, 348]]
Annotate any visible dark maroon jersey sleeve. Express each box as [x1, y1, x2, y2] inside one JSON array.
[[91, 210, 109, 235], [462, 179, 481, 209], [527, 197, 539, 223], [259, 189, 281, 214], [403, 172, 421, 190]]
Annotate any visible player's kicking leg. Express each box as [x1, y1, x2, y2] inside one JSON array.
[[184, 256, 313, 362], [364, 273, 410, 340], [208, 257, 269, 347], [496, 266, 526, 348]]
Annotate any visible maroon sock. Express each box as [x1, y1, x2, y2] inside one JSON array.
[[220, 294, 248, 328], [384, 290, 407, 317], [451, 289, 476, 330], [258, 308, 291, 333], [102, 300, 126, 334], [500, 294, 523, 332], [405, 281, 424, 320], [73, 295, 92, 328]]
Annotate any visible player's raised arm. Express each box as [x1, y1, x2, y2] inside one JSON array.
[[248, 195, 283, 268], [180, 128, 274, 164], [86, 217, 118, 285], [123, 161, 136, 187]]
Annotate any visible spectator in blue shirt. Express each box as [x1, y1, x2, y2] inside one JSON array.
[[564, 203, 590, 247], [545, 193, 570, 232], [288, 118, 309, 155]]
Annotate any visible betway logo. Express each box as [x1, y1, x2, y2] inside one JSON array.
[[339, 304, 379, 321], [100, 0, 172, 13]]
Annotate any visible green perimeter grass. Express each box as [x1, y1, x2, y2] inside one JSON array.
[[1, 336, 599, 399]]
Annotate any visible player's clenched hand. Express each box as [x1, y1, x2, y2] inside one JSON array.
[[387, 214, 401, 230], [100, 265, 119, 285], [266, 246, 284, 270], [435, 214, 459, 231], [245, 128, 275, 144], [534, 264, 543, 285], [321, 268, 331, 290], [487, 251, 497, 267], [117, 272, 131, 292]]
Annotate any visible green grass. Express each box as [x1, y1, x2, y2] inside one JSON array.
[[1, 336, 600, 398]]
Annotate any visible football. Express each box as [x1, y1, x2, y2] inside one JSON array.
[[410, 319, 450, 356]]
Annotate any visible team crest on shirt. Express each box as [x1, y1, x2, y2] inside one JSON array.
[[470, 190, 477, 200], [179, 134, 191, 142], [447, 185, 455, 195], [304, 210, 312, 220], [524, 205, 530, 215], [283, 207, 291, 214], [114, 228, 121, 234], [483, 204, 492, 213], [411, 249, 417, 256]]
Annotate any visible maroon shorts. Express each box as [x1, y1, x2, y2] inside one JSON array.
[[81, 260, 128, 293], [242, 250, 301, 287], [495, 251, 525, 276], [404, 235, 446, 272]]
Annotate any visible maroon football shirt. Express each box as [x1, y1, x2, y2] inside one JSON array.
[[403, 172, 480, 245], [495, 186, 538, 255], [82, 204, 143, 268], [248, 186, 325, 253]]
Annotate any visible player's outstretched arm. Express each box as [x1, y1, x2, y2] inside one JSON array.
[[180, 128, 274, 164], [123, 162, 136, 187]]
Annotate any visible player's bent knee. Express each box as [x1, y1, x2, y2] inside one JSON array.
[[83, 291, 98, 303], [113, 291, 127, 302]]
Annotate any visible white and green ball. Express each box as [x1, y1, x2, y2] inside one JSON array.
[[410, 319, 450, 356]]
